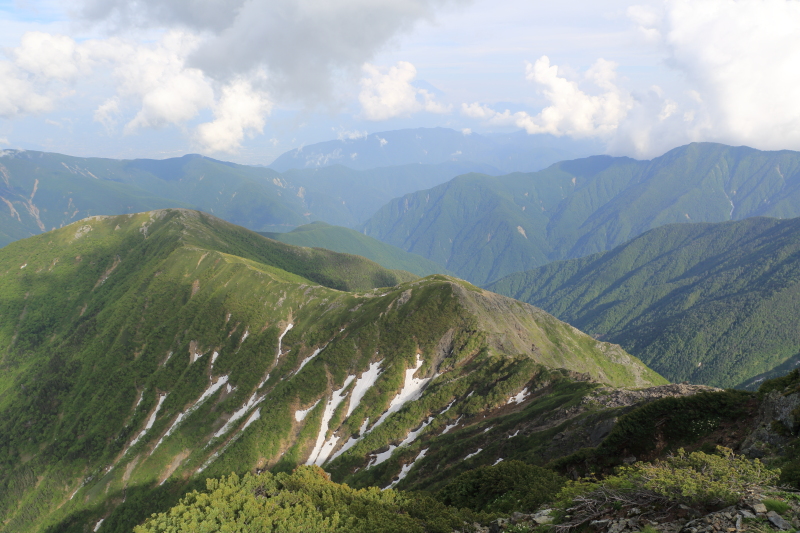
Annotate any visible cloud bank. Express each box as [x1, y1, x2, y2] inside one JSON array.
[[463, 0, 800, 158], [0, 0, 463, 153]]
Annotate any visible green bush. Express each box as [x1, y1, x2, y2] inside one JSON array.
[[624, 447, 780, 507], [554, 447, 781, 528], [436, 460, 566, 514], [134, 466, 480, 533]]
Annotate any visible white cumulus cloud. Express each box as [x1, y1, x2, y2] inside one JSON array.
[[105, 32, 215, 133], [78, 0, 466, 102], [13, 32, 92, 80], [195, 78, 273, 153], [0, 62, 54, 118], [360, 61, 450, 120], [656, 0, 800, 150], [463, 56, 632, 138]]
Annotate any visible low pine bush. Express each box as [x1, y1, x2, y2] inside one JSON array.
[[554, 447, 780, 529], [437, 460, 566, 514]]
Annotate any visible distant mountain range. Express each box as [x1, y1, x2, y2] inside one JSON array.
[[488, 216, 800, 388], [269, 127, 603, 173], [0, 210, 660, 532], [362, 143, 800, 285], [0, 148, 498, 247]]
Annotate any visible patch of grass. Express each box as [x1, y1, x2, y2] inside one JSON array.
[[763, 498, 790, 514]]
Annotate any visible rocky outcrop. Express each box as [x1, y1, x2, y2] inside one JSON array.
[[740, 390, 800, 458], [585, 383, 721, 409]]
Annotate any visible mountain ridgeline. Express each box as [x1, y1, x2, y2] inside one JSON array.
[[362, 143, 800, 285], [488, 216, 800, 388], [0, 210, 662, 533], [268, 127, 603, 173], [0, 147, 499, 248]]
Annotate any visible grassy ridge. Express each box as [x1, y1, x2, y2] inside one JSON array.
[[362, 143, 800, 285], [0, 209, 661, 532], [488, 216, 800, 388]]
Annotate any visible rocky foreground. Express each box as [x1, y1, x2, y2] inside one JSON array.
[[473, 497, 800, 533]]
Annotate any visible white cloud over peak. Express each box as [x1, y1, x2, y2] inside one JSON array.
[[359, 61, 450, 121], [195, 78, 273, 153], [654, 0, 800, 150], [115, 32, 215, 133], [463, 56, 632, 138]]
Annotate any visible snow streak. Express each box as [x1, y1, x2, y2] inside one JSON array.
[[306, 376, 355, 466], [385, 448, 428, 489], [370, 354, 430, 431]]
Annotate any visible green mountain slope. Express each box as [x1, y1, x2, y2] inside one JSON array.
[[487, 216, 800, 388], [261, 222, 448, 277], [362, 143, 800, 285], [0, 209, 662, 533], [0, 151, 497, 248]]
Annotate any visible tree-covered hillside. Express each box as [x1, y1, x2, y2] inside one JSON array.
[[0, 210, 661, 532], [488, 216, 800, 388], [362, 143, 800, 285], [261, 222, 448, 277]]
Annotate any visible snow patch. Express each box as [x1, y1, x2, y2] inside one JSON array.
[[347, 361, 382, 417], [93, 519, 104, 532], [330, 417, 370, 461], [152, 376, 228, 453], [464, 448, 482, 460], [211, 351, 219, 366], [294, 399, 321, 422], [398, 417, 433, 448], [493, 458, 503, 466], [441, 415, 462, 434], [367, 445, 396, 469], [240, 329, 249, 344], [127, 393, 167, 450], [241, 408, 261, 432], [215, 392, 264, 438], [277, 323, 293, 358], [370, 355, 430, 431], [441, 399, 456, 413], [508, 430, 520, 439], [296, 346, 324, 374], [483, 426, 494, 433], [507, 387, 529, 405], [258, 373, 270, 388], [386, 448, 428, 489], [306, 375, 355, 466]]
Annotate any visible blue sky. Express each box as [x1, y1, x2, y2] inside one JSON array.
[[1, 0, 799, 164]]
